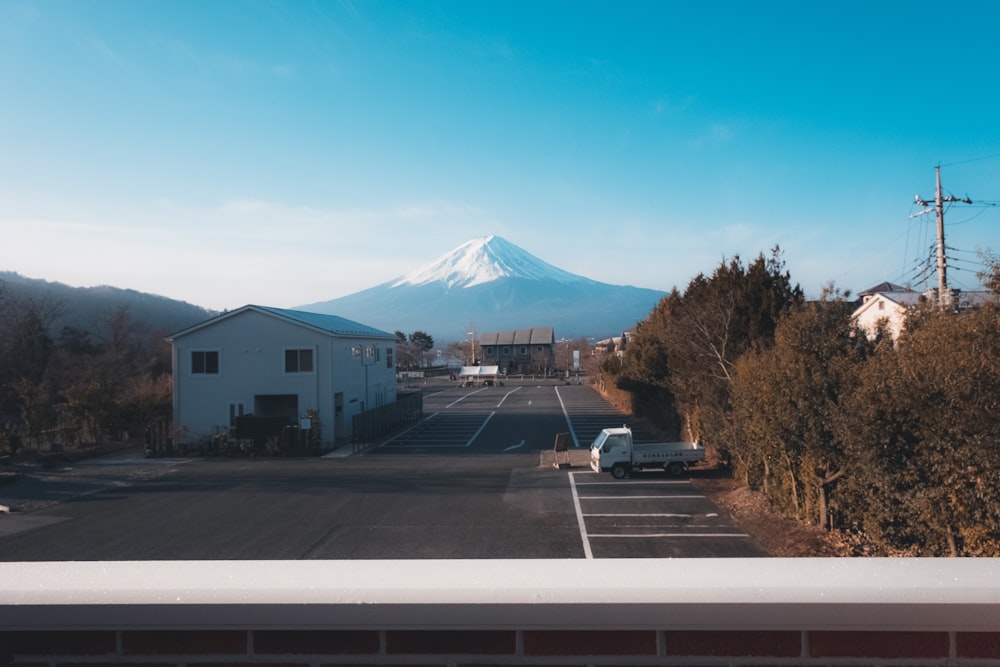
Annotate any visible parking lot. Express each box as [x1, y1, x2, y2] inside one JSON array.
[[0, 379, 766, 559], [378, 379, 660, 453], [377, 378, 764, 558]]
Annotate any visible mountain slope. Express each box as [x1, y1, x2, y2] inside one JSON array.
[[298, 236, 665, 342], [0, 271, 214, 336]]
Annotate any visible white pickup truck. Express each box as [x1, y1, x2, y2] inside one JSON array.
[[590, 425, 705, 479]]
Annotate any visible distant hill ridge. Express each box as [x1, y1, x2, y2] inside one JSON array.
[[0, 271, 214, 336], [2, 236, 666, 343]]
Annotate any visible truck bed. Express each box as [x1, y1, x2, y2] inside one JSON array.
[[632, 441, 705, 462]]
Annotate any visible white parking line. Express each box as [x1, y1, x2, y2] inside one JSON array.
[[447, 387, 488, 408], [569, 468, 750, 553], [464, 411, 496, 447], [495, 386, 521, 407], [589, 532, 749, 538], [553, 386, 580, 448], [377, 412, 440, 447], [577, 495, 705, 500], [568, 471, 593, 559], [583, 513, 693, 518], [574, 480, 691, 486], [502, 440, 525, 452]]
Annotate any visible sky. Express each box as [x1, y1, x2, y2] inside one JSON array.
[[2, 0, 1000, 312]]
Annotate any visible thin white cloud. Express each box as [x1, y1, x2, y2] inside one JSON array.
[[709, 123, 736, 142], [652, 95, 696, 116]]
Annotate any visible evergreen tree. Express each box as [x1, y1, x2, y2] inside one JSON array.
[[622, 248, 802, 453], [732, 292, 867, 528], [842, 304, 1000, 555]]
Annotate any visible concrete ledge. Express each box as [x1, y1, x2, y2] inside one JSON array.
[[2, 558, 999, 631]]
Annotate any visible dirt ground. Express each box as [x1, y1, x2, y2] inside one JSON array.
[[690, 474, 856, 557]]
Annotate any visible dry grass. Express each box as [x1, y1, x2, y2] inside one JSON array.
[[690, 473, 856, 557]]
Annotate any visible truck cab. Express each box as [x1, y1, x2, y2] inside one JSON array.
[[589, 426, 635, 478]]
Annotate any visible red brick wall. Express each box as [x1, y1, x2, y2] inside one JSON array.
[[2, 629, 997, 665]]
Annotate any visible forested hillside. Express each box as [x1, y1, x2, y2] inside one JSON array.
[[600, 250, 1000, 556], [0, 274, 210, 452], [0, 272, 212, 335]]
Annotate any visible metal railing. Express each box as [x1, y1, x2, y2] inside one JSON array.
[[351, 392, 423, 451]]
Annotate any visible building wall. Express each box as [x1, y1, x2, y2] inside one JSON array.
[[171, 310, 396, 447], [328, 332, 397, 434], [482, 344, 554, 373], [853, 295, 908, 340]]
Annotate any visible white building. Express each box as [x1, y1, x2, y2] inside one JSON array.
[[852, 282, 994, 341], [167, 305, 397, 449], [851, 283, 923, 341]]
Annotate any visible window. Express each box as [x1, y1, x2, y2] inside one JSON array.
[[603, 434, 627, 452], [387, 347, 393, 369], [191, 350, 219, 375], [520, 346, 527, 355], [285, 348, 314, 373]]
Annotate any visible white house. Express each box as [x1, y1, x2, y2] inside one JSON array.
[[852, 282, 995, 341], [166, 305, 397, 450], [594, 331, 632, 358], [851, 283, 923, 341]]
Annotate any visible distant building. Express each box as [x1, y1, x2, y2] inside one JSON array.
[[166, 305, 397, 449], [479, 327, 555, 375], [852, 283, 923, 341], [594, 331, 632, 358], [852, 282, 994, 341]]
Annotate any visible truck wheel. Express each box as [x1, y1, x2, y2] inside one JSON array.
[[611, 463, 628, 479], [665, 461, 684, 477]]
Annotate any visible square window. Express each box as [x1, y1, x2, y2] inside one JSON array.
[[192, 350, 219, 375], [285, 348, 314, 373]]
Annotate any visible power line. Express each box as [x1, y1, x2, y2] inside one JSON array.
[[939, 152, 1000, 168]]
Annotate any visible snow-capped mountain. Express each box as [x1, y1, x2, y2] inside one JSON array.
[[394, 235, 586, 289], [298, 236, 665, 342]]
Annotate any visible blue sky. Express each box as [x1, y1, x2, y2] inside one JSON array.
[[2, 0, 999, 312]]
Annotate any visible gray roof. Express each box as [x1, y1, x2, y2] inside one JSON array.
[[858, 282, 913, 297], [479, 327, 555, 346], [167, 305, 395, 340], [879, 291, 923, 307]]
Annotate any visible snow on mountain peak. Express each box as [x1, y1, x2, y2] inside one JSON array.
[[392, 235, 587, 289]]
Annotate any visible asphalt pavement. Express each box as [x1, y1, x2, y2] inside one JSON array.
[[0, 378, 767, 560]]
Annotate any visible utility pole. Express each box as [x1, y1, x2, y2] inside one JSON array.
[[914, 165, 972, 308]]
